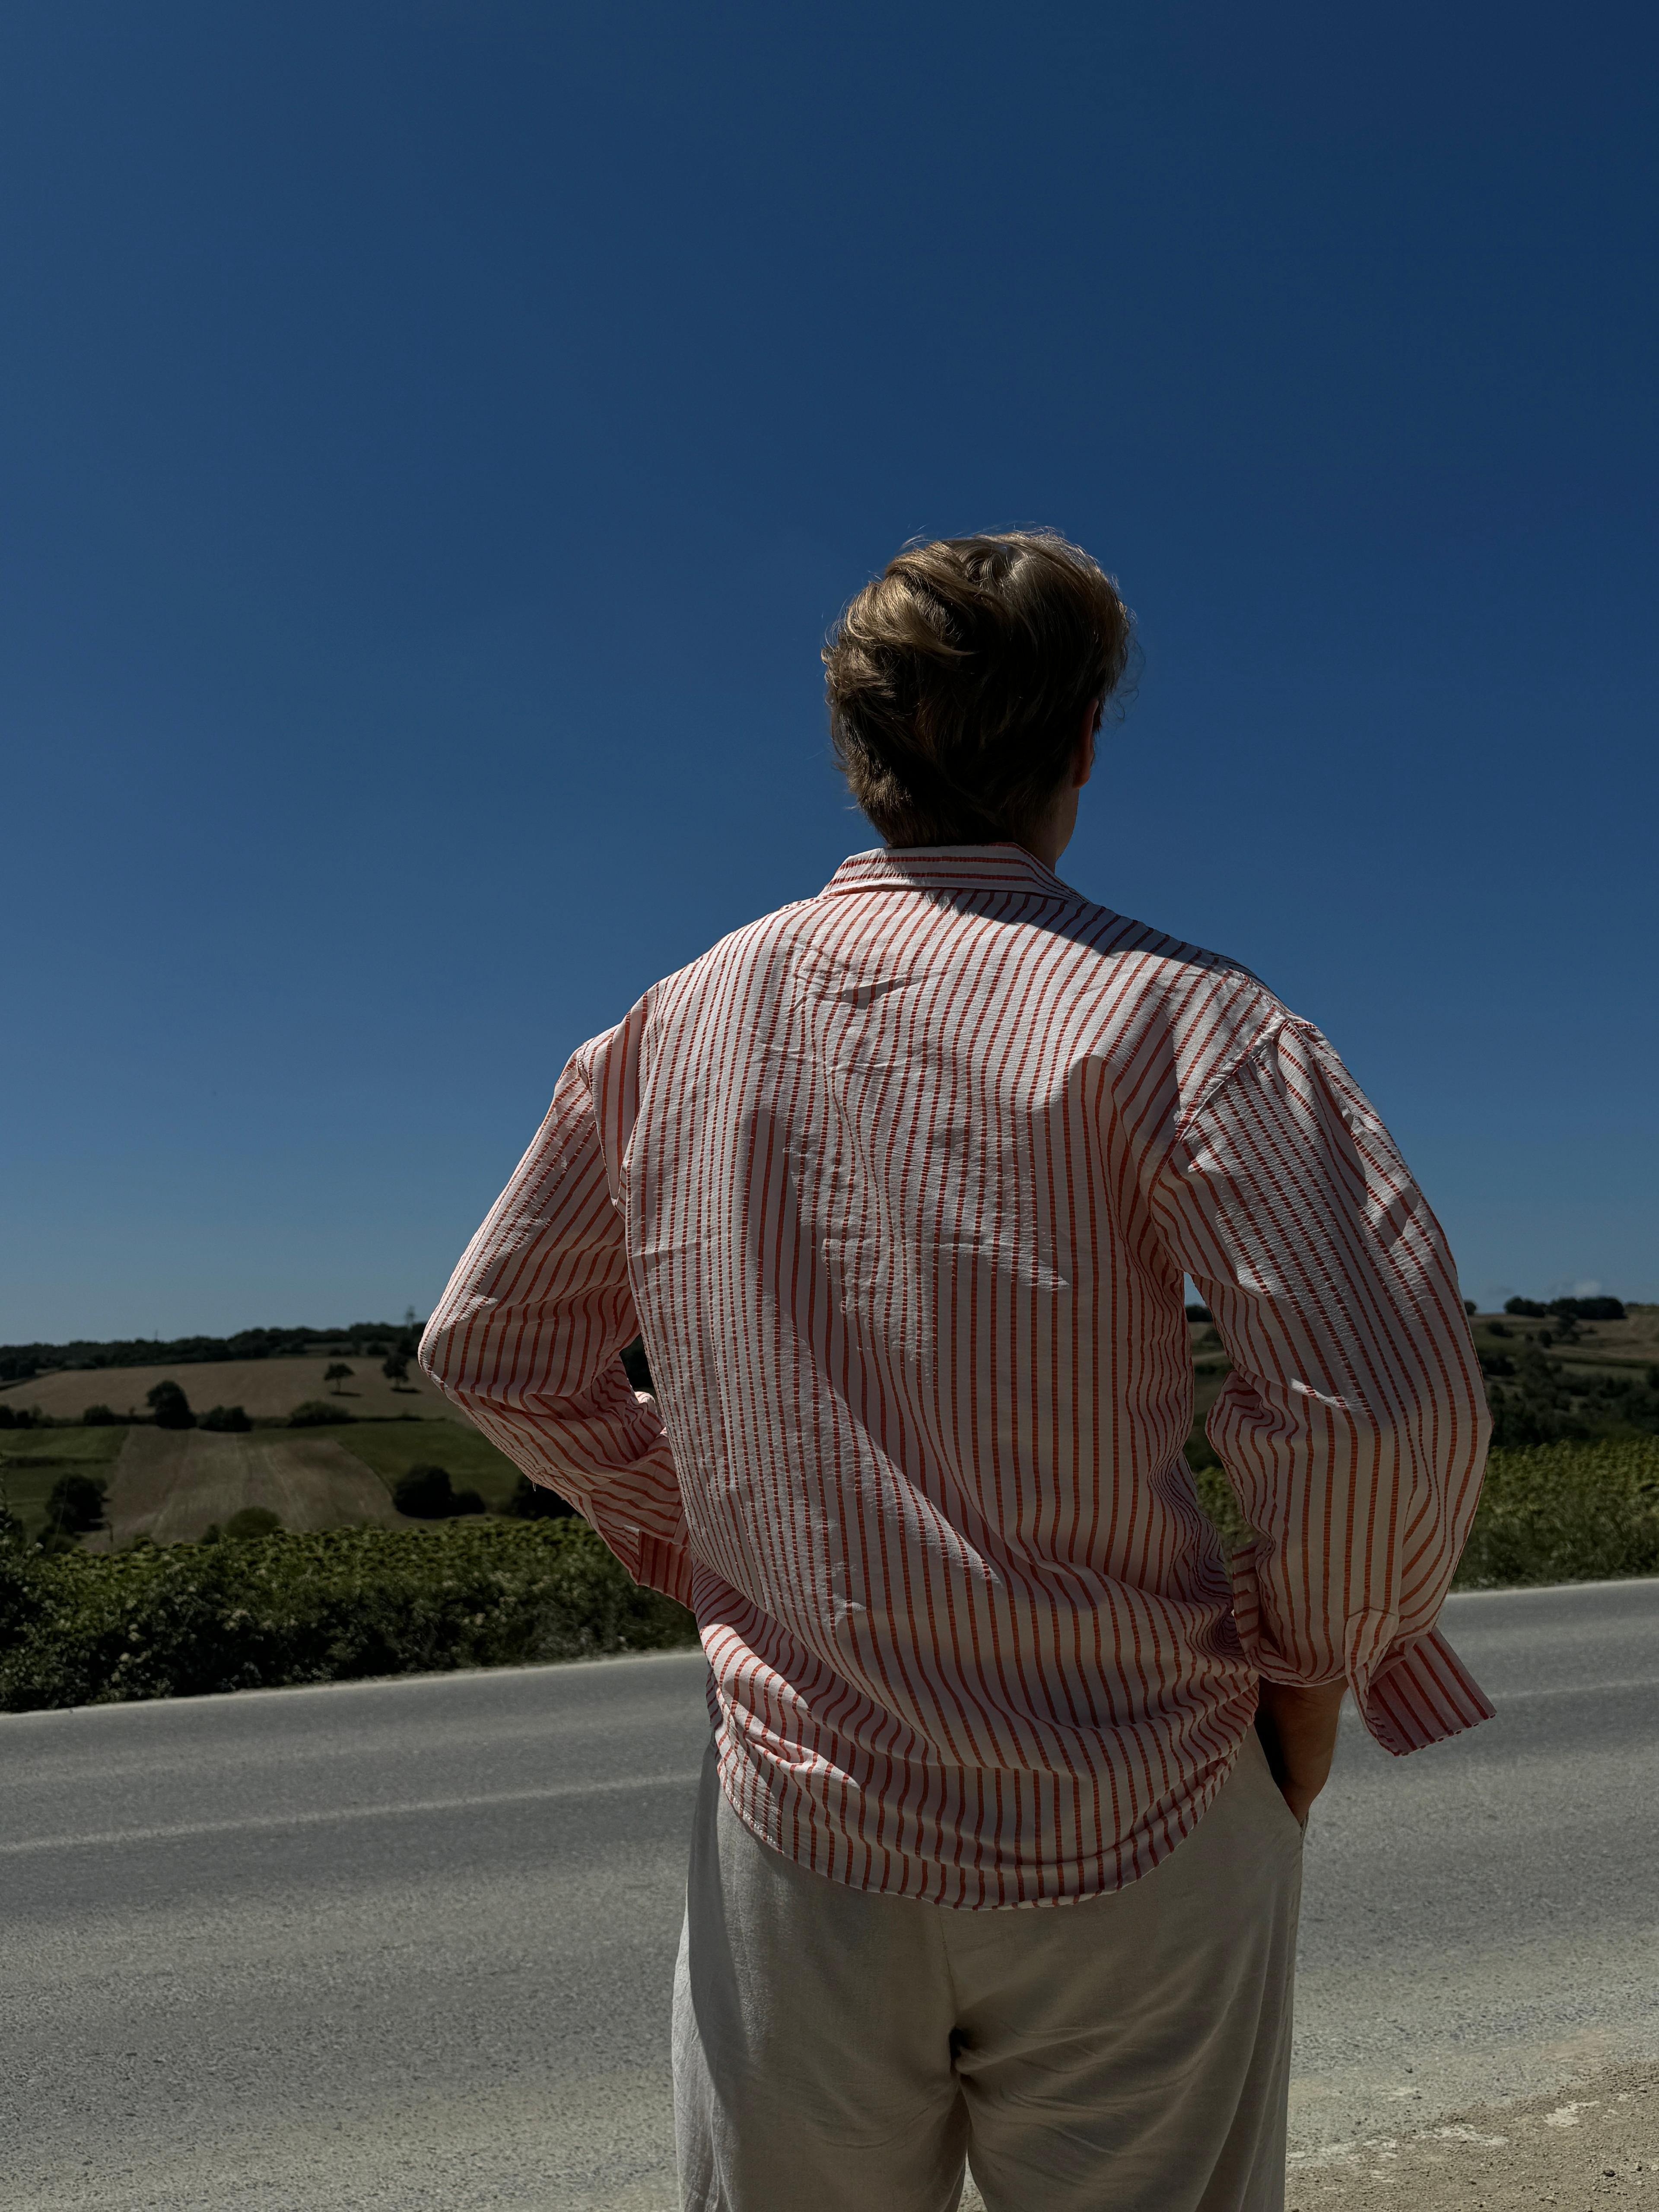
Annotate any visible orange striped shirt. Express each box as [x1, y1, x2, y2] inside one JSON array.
[[420, 844, 1492, 1906]]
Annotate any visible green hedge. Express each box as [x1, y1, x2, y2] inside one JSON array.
[[1192, 1433, 1659, 1590], [3, 1436, 1655, 1716], [1451, 1435, 1659, 1589], [0, 1518, 697, 1713]]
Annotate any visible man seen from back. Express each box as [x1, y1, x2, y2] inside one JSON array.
[[420, 530, 1491, 2212]]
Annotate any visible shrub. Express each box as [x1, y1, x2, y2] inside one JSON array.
[[1453, 1436, 1659, 1589], [224, 1506, 283, 1540], [1501, 1295, 1626, 1323], [44, 1472, 107, 1535], [0, 1404, 37, 1429], [392, 1465, 483, 1519], [146, 1381, 196, 1430], [200, 1405, 252, 1433], [289, 1400, 349, 1427], [0, 1518, 699, 1711], [82, 1404, 121, 1426], [0, 1532, 43, 1649], [506, 1473, 575, 1520], [1189, 1457, 1247, 1550], [1189, 1434, 1659, 1592]]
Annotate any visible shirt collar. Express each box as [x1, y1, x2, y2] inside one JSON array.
[[822, 844, 1076, 901]]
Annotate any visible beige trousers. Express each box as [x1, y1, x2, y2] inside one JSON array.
[[673, 1729, 1303, 2212]]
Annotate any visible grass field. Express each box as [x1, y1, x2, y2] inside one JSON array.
[[105, 1427, 413, 1544], [0, 1424, 130, 1537], [10, 1312, 1651, 1548], [0, 1406, 522, 1536], [293, 1418, 524, 1513], [1468, 1303, 1659, 1369]]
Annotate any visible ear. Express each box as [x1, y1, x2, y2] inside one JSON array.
[[1073, 705, 1099, 789]]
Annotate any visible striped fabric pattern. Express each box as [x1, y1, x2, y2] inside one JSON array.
[[421, 844, 1492, 1907]]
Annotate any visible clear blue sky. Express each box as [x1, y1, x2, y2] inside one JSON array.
[[3, 1, 1655, 1342]]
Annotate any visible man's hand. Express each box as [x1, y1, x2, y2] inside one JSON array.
[[1255, 1678, 1347, 1827]]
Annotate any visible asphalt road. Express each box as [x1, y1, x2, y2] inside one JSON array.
[[3, 1580, 1656, 2211]]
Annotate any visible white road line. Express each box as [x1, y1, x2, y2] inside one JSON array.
[[1336, 1674, 1659, 1723], [1474, 1675, 1659, 1702], [0, 1768, 704, 1856], [8, 1678, 1654, 1857]]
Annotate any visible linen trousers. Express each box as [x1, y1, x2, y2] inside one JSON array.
[[673, 1729, 1303, 2212]]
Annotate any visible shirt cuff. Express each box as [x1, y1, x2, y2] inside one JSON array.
[[573, 1494, 698, 1612], [1230, 1549, 1494, 1756], [1358, 1627, 1496, 1755], [634, 1528, 699, 1611]]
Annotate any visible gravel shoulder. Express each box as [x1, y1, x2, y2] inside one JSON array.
[[1289, 2060, 1658, 2209]]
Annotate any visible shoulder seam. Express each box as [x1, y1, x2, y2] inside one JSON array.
[[1170, 1011, 1318, 1151]]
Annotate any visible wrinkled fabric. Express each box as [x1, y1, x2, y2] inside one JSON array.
[[422, 844, 1491, 1905], [673, 1727, 1303, 2212]]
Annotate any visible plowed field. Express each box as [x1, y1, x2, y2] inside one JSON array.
[[3, 1356, 454, 1425], [104, 1427, 416, 1544]]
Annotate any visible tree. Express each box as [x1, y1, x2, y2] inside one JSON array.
[[394, 1464, 452, 1517], [82, 1404, 120, 1426], [0, 1461, 22, 1551], [506, 1473, 575, 1520], [200, 1405, 252, 1433], [146, 1380, 196, 1430], [393, 1464, 485, 1518], [381, 1348, 411, 1389], [223, 1506, 282, 1540], [1551, 1296, 1625, 1323], [289, 1399, 347, 1427], [44, 1472, 107, 1535], [323, 1363, 354, 1396]]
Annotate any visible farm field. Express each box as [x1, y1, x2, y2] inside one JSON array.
[[0, 1415, 524, 1543], [0, 1354, 457, 1425], [286, 1417, 524, 1512], [104, 1427, 416, 1544], [1469, 1302, 1659, 1369], [3, 1415, 527, 1541], [1187, 1304, 1659, 1433], [9, 1308, 1650, 1550], [0, 1423, 129, 1538]]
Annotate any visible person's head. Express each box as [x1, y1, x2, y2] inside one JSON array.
[[823, 530, 1133, 861]]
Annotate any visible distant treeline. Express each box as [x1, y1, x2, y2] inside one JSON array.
[[0, 1321, 421, 1388], [1503, 1296, 1626, 1322]]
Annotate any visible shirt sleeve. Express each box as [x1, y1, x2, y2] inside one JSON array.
[[1151, 1014, 1493, 1755], [417, 1036, 695, 1610]]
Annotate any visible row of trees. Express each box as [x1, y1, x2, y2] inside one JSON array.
[[1482, 1343, 1659, 1449], [0, 1315, 426, 1387], [10, 1352, 420, 1434], [1503, 1295, 1627, 1322]]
